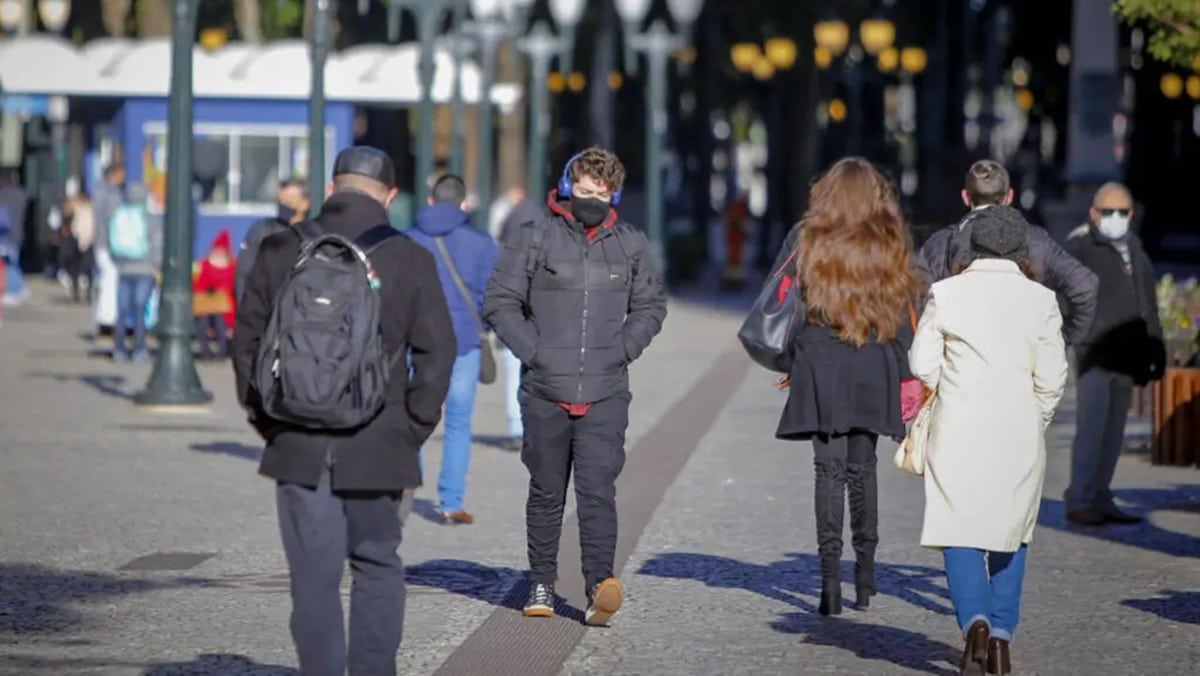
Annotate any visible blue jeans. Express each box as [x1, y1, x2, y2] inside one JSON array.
[[501, 346, 523, 438], [943, 545, 1029, 643], [436, 348, 481, 513], [4, 253, 25, 299], [116, 273, 156, 358]]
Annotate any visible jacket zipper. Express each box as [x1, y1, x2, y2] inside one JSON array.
[[578, 239, 590, 402]]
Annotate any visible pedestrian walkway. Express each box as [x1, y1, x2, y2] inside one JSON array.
[[0, 280, 1198, 675]]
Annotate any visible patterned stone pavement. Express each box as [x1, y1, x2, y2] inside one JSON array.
[[1, 280, 1198, 675]]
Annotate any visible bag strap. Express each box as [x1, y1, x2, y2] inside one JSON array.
[[354, 224, 401, 253], [432, 237, 486, 334]]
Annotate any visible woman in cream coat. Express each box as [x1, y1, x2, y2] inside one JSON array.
[[908, 206, 1068, 676]]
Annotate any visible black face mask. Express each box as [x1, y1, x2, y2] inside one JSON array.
[[277, 202, 298, 223], [570, 197, 610, 227]]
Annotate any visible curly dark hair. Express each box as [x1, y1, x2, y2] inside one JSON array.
[[568, 146, 626, 193]]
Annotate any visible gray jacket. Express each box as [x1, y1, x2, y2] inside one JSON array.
[[915, 206, 1098, 346], [93, 182, 162, 277]]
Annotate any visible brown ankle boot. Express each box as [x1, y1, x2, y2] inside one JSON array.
[[986, 637, 1011, 674], [959, 621, 989, 675]]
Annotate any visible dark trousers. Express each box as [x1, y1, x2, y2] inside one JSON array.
[[812, 431, 879, 585], [276, 463, 405, 676], [59, 240, 93, 303], [1065, 368, 1133, 513], [194, 314, 229, 358], [521, 392, 630, 591]]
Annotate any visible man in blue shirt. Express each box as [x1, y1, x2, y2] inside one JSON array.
[[407, 174, 499, 524]]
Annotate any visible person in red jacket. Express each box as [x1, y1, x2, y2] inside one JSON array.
[[193, 229, 236, 359]]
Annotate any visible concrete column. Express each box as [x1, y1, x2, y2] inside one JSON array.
[[1042, 0, 1122, 241], [1064, 0, 1120, 183]]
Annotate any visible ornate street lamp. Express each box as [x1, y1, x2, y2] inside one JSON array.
[[517, 20, 565, 199], [392, 0, 452, 198], [136, 0, 211, 408], [307, 0, 333, 209], [37, 0, 69, 31], [0, 0, 25, 32], [447, 0, 470, 178], [858, 18, 896, 57], [467, 0, 508, 228], [614, 0, 652, 75], [548, 0, 584, 74]]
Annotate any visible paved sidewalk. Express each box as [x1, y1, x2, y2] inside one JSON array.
[[1, 281, 1198, 675]]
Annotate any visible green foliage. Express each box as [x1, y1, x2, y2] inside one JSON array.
[[1115, 0, 1200, 67], [262, 0, 305, 40]]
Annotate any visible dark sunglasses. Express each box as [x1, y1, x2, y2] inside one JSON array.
[[1097, 208, 1131, 217]]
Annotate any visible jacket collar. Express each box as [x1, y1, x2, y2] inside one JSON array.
[[546, 189, 620, 234], [314, 190, 391, 237], [965, 258, 1022, 274]]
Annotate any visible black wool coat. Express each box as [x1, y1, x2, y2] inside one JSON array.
[[232, 191, 457, 492], [770, 229, 914, 442]]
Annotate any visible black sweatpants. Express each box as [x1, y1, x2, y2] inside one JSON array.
[[521, 392, 630, 591], [276, 462, 405, 676]]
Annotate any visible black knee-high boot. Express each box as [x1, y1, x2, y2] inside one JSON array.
[[813, 457, 846, 616], [847, 458, 879, 608]]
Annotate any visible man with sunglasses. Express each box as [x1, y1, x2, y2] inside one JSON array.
[[1062, 182, 1164, 526], [916, 160, 1099, 346]]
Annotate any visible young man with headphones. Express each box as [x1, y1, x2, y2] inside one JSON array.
[[484, 147, 668, 626]]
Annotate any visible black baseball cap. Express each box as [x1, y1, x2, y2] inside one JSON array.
[[332, 146, 396, 188]]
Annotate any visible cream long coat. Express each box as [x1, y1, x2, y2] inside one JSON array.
[[909, 259, 1069, 552]]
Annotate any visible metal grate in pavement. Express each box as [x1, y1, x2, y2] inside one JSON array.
[[433, 347, 750, 676]]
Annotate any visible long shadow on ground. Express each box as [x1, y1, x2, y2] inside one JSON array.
[[0, 563, 215, 637], [637, 551, 953, 616], [1038, 484, 1200, 558]]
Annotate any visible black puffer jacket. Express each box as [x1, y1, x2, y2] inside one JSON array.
[[916, 206, 1099, 345], [484, 191, 667, 404]]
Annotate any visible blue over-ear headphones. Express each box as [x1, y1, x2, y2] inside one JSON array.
[[558, 152, 623, 206]]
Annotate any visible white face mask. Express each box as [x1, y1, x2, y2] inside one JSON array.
[[1097, 213, 1130, 240]]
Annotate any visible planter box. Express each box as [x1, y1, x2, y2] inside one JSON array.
[[1152, 367, 1200, 466]]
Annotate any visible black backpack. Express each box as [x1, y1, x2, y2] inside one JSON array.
[[254, 221, 401, 430]]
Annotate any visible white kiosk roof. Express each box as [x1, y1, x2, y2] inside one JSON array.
[[0, 35, 520, 108]]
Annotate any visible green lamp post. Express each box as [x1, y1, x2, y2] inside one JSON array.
[[135, 0, 211, 407], [307, 0, 333, 210], [392, 0, 451, 206], [518, 21, 564, 199], [629, 20, 682, 279], [467, 0, 508, 230]]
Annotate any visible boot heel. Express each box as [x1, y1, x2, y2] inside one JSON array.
[[855, 585, 872, 608], [818, 580, 842, 616]]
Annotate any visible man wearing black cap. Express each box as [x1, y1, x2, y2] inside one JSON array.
[[233, 146, 456, 675]]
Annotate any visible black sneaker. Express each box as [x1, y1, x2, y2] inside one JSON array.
[[523, 582, 555, 618], [584, 577, 624, 626]]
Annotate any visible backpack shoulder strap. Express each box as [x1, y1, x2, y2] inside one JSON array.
[[353, 224, 401, 254], [523, 219, 546, 277]]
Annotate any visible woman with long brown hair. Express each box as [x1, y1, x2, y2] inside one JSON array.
[[773, 157, 921, 616]]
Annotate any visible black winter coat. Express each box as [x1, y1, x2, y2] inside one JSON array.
[[916, 207, 1099, 346], [232, 192, 457, 492], [1066, 224, 1165, 384], [769, 230, 915, 442], [484, 192, 667, 404], [234, 215, 290, 304]]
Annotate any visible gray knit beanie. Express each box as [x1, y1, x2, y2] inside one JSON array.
[[970, 205, 1027, 261]]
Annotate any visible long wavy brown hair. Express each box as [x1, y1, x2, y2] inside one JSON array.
[[795, 157, 920, 347]]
